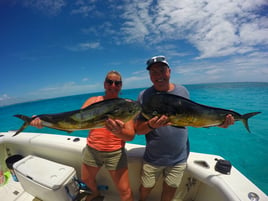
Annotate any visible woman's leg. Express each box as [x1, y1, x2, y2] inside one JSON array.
[[81, 163, 101, 201], [109, 168, 133, 201]]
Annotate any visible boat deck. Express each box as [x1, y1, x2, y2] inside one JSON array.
[[0, 174, 121, 201], [0, 132, 267, 201], [1, 174, 35, 201]]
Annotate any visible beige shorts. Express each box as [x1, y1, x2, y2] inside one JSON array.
[[82, 145, 128, 170], [141, 161, 187, 188]]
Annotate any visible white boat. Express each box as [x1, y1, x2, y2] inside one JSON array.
[[0, 131, 267, 201]]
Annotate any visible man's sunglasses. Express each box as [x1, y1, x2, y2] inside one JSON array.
[[146, 56, 166, 67], [105, 79, 122, 86]]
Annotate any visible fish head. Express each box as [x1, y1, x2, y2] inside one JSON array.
[[109, 99, 141, 121], [141, 93, 177, 119]]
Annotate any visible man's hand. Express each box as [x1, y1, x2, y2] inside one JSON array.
[[218, 114, 235, 128], [147, 115, 171, 129]]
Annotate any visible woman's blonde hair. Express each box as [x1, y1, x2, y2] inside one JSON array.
[[105, 70, 122, 81]]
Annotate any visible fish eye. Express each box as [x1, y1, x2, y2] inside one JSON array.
[[152, 111, 158, 115], [114, 108, 119, 113]]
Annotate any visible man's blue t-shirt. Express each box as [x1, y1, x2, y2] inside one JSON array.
[[138, 84, 190, 166]]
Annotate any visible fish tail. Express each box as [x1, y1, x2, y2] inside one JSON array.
[[13, 114, 34, 137], [241, 112, 261, 133]]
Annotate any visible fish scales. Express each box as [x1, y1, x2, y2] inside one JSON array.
[[141, 93, 260, 132], [13, 98, 141, 136]]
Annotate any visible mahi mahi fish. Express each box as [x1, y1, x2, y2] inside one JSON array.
[[13, 98, 141, 136], [141, 93, 261, 133]]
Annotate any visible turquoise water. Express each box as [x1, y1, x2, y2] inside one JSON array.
[[1, 82, 268, 194]]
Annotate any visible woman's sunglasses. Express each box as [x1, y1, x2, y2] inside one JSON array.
[[105, 79, 122, 86]]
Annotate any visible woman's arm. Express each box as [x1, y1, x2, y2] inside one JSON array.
[[105, 119, 135, 141]]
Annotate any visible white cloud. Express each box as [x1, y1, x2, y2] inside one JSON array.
[[0, 94, 11, 101], [120, 1, 152, 43], [71, 4, 95, 17], [28, 82, 102, 99], [82, 78, 89, 82], [22, 0, 66, 16], [172, 53, 268, 84], [14, 0, 268, 60], [120, 0, 268, 59], [0, 94, 29, 106], [66, 42, 101, 51], [239, 17, 268, 46], [17, 0, 268, 59]]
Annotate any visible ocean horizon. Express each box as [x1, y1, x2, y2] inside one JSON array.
[[1, 81, 267, 108], [1, 82, 267, 194]]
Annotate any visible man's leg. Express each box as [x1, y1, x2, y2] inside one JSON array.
[[161, 182, 177, 201], [139, 184, 154, 201], [161, 163, 187, 201], [139, 162, 162, 201]]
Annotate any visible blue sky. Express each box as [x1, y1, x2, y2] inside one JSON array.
[[1, 0, 268, 106]]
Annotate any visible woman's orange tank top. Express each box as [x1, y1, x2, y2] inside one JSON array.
[[86, 96, 125, 151]]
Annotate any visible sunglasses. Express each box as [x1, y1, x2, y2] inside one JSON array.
[[146, 56, 168, 69], [105, 79, 122, 86]]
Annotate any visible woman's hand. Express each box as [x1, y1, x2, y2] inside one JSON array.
[[30, 116, 43, 128], [105, 118, 135, 141], [105, 118, 124, 133]]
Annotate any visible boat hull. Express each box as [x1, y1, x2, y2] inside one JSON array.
[[0, 131, 267, 201]]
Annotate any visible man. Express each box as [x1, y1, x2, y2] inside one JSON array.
[[135, 56, 234, 201]]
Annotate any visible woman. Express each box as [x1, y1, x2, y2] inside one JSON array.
[[80, 71, 134, 201], [31, 71, 134, 201]]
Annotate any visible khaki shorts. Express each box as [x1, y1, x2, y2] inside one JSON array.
[[141, 161, 187, 188], [82, 145, 128, 170]]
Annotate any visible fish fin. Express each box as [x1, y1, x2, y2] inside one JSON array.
[[51, 128, 73, 133], [241, 112, 261, 133], [13, 114, 34, 137]]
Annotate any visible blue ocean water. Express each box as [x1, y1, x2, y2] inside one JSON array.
[[1, 82, 268, 194]]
